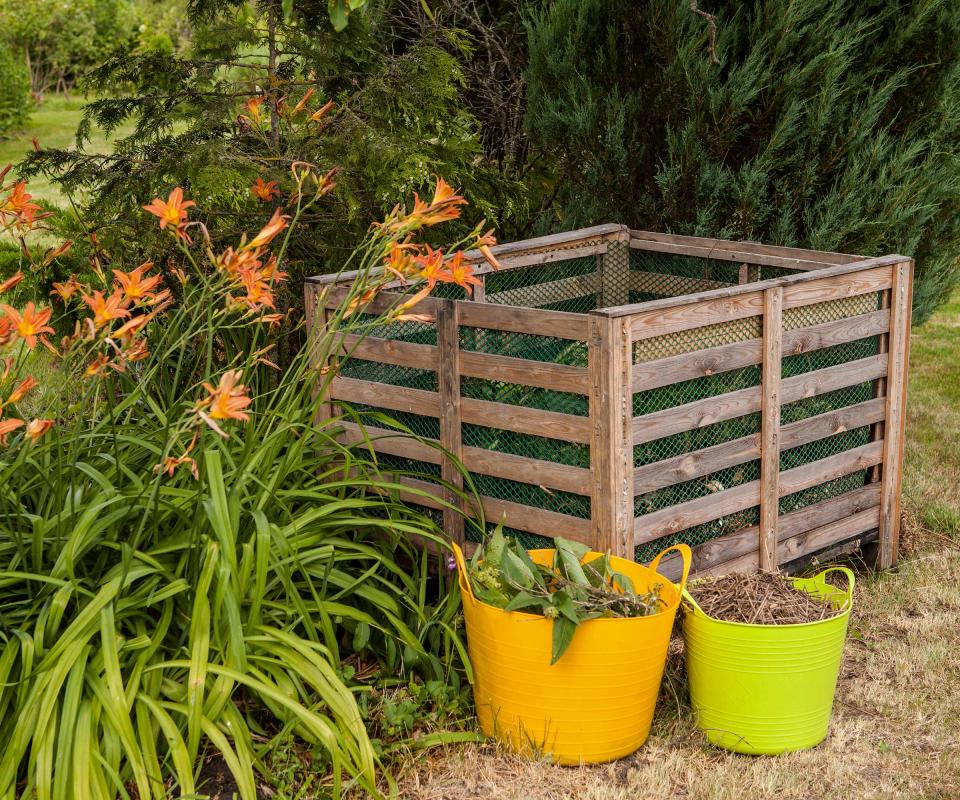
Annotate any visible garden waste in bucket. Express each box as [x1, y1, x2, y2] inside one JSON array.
[[681, 567, 855, 755], [453, 542, 691, 765]]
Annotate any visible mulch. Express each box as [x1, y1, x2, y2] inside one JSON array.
[[686, 571, 843, 625]]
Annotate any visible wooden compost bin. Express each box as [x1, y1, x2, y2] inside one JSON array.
[[305, 224, 912, 577]]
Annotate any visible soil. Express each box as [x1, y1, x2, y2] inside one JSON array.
[[686, 571, 844, 624]]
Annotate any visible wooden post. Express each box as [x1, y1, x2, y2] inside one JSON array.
[[437, 299, 465, 546], [589, 313, 634, 558], [738, 264, 761, 285], [759, 287, 783, 570], [877, 260, 913, 568], [600, 228, 631, 308], [868, 288, 891, 484]]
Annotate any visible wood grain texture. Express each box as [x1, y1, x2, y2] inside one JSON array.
[[628, 236, 835, 271], [460, 396, 592, 444], [631, 354, 887, 446], [589, 314, 634, 557], [458, 301, 590, 341], [759, 287, 783, 571], [437, 300, 465, 545], [337, 334, 437, 371], [878, 260, 913, 568], [485, 272, 602, 308], [459, 350, 590, 393]]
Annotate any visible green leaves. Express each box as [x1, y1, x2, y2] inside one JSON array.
[[467, 534, 665, 665]]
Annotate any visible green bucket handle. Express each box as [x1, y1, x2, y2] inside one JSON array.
[[792, 565, 855, 613]]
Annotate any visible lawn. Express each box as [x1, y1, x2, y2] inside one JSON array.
[[0, 95, 133, 207], [394, 296, 960, 800]]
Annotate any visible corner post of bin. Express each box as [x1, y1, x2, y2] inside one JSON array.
[[304, 276, 337, 424], [759, 286, 783, 571], [588, 309, 634, 559], [877, 258, 914, 569], [437, 298, 466, 548]]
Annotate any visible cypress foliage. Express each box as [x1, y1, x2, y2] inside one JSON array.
[[525, 0, 960, 321]]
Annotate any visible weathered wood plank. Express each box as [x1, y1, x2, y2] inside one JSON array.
[[462, 447, 592, 496], [589, 315, 634, 557], [628, 229, 862, 266], [633, 439, 884, 546], [460, 397, 592, 444], [878, 260, 913, 568], [632, 354, 887, 446], [483, 243, 607, 273], [459, 351, 590, 393], [631, 309, 888, 393], [318, 285, 441, 316], [781, 265, 893, 309], [437, 300, 465, 545], [458, 301, 590, 341], [628, 237, 838, 271], [330, 377, 440, 416], [337, 334, 437, 371], [339, 422, 442, 463], [779, 507, 880, 564], [632, 397, 886, 495], [486, 272, 602, 308], [395, 477, 592, 542], [759, 287, 783, 571]]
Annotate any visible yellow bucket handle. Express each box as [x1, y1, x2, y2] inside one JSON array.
[[811, 565, 856, 609], [450, 541, 475, 604], [648, 542, 692, 594]]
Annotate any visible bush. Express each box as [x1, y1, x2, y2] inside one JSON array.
[[0, 41, 29, 133], [0, 167, 497, 796], [525, 0, 960, 322]]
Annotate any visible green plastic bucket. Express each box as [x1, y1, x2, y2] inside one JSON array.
[[681, 567, 854, 755]]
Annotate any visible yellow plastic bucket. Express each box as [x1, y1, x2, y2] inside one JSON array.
[[681, 567, 855, 755], [453, 542, 691, 764]]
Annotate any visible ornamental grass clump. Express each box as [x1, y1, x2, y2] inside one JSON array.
[[0, 99, 501, 799], [467, 529, 665, 664]]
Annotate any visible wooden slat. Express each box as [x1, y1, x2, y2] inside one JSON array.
[[394, 477, 593, 543], [486, 243, 607, 273], [460, 397, 592, 444], [627, 290, 764, 340], [318, 285, 440, 316], [337, 334, 437, 371], [632, 397, 886, 495], [628, 229, 861, 266], [759, 287, 783, 571], [781, 265, 893, 309], [461, 447, 592, 496], [339, 422, 442, 463], [628, 237, 838, 271], [631, 353, 887, 446], [437, 300, 464, 545], [458, 301, 590, 341], [459, 351, 589, 393], [778, 507, 880, 564], [589, 315, 634, 557], [486, 272, 602, 308], [878, 260, 913, 568], [630, 271, 733, 296], [594, 255, 906, 323], [330, 377, 439, 416], [631, 309, 888, 393], [633, 440, 884, 546]]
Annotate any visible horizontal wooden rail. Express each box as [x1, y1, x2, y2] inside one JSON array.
[[628, 229, 862, 266], [633, 439, 884, 545], [633, 397, 885, 495], [459, 351, 590, 393], [632, 309, 889, 392], [486, 272, 602, 307], [629, 236, 837, 271], [458, 302, 590, 341], [632, 353, 887, 446], [338, 334, 437, 371]]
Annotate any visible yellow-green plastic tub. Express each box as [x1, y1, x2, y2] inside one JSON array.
[[681, 567, 854, 755]]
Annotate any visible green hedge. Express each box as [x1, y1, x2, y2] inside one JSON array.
[[0, 42, 29, 134]]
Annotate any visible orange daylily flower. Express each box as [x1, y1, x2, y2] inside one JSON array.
[[214, 246, 262, 276], [409, 177, 467, 227], [85, 354, 110, 378], [415, 246, 451, 287], [81, 290, 131, 329], [251, 178, 282, 202], [233, 268, 276, 310], [142, 188, 195, 233], [25, 419, 54, 442], [123, 337, 150, 362], [244, 96, 264, 124], [291, 88, 315, 115], [0, 182, 45, 227], [0, 303, 55, 349], [476, 229, 502, 271], [309, 99, 335, 123], [245, 208, 289, 250], [113, 262, 163, 302], [0, 416, 24, 445], [6, 376, 38, 405], [444, 253, 483, 296], [154, 452, 199, 480], [0, 316, 13, 347], [51, 274, 82, 302], [0, 272, 23, 294], [197, 369, 252, 425], [383, 243, 418, 282]]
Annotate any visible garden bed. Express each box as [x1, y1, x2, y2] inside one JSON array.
[[305, 224, 913, 577]]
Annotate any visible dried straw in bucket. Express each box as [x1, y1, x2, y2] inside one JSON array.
[[686, 572, 843, 625]]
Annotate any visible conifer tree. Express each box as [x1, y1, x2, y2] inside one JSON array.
[[525, 0, 960, 320]]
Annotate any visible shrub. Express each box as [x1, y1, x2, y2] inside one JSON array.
[[0, 41, 29, 133], [0, 164, 499, 795]]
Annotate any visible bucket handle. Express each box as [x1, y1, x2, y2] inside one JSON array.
[[450, 541, 475, 603], [648, 543, 692, 593], [812, 565, 855, 610]]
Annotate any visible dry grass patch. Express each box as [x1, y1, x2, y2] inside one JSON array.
[[397, 548, 960, 800]]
